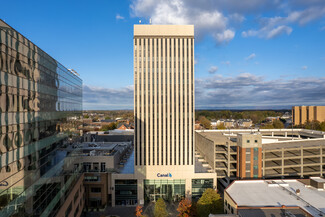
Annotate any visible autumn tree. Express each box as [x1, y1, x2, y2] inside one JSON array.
[[154, 198, 168, 217], [198, 116, 211, 129], [135, 205, 143, 217], [177, 198, 192, 217], [197, 189, 223, 217], [217, 123, 226, 130]]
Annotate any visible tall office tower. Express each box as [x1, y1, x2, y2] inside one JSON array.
[[131, 25, 215, 203], [0, 20, 84, 217], [134, 25, 194, 168]]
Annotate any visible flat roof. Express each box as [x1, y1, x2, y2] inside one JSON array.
[[134, 25, 194, 37], [226, 179, 325, 216]]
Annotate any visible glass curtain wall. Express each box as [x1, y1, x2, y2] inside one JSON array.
[[144, 179, 185, 203], [0, 19, 82, 217]]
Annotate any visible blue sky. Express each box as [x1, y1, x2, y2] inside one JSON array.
[[1, 0, 325, 110]]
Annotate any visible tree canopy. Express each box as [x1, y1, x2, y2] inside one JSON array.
[[197, 189, 223, 217], [154, 198, 168, 217]]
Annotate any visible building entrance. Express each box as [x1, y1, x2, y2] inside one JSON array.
[[144, 179, 185, 202]]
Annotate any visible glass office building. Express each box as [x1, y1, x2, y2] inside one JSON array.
[[0, 19, 83, 216]]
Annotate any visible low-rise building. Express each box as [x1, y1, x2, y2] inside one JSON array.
[[66, 141, 133, 209], [224, 178, 325, 217], [196, 129, 325, 187]]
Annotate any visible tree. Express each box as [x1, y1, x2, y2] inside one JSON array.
[[197, 189, 223, 217], [135, 205, 144, 217], [105, 116, 111, 120], [272, 119, 284, 129], [83, 114, 89, 119], [320, 121, 325, 132], [198, 116, 211, 129], [154, 198, 168, 217], [101, 122, 117, 131], [217, 123, 226, 130], [177, 198, 192, 217]]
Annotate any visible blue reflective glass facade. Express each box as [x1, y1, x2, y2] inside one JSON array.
[[0, 19, 82, 217]]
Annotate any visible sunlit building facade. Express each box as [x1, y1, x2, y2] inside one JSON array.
[[111, 25, 216, 205], [0, 19, 83, 217]]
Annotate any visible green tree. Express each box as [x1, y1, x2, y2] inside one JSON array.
[[272, 119, 284, 129], [197, 189, 223, 217], [154, 198, 168, 217], [83, 114, 89, 118], [304, 120, 321, 130], [198, 116, 211, 129], [320, 121, 325, 131], [105, 116, 111, 120], [101, 122, 117, 131]]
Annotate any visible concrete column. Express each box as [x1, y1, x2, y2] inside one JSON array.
[[186, 178, 192, 199], [320, 145, 323, 177], [227, 142, 230, 177], [300, 146, 304, 178], [285, 132, 287, 137], [138, 179, 144, 205], [272, 132, 274, 137], [112, 178, 115, 207], [281, 148, 284, 175], [262, 150, 265, 177]]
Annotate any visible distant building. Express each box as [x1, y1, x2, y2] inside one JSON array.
[[236, 119, 252, 128], [224, 178, 325, 217], [292, 106, 325, 125]]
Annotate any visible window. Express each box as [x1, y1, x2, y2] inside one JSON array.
[[247, 140, 250, 143], [84, 176, 99, 182], [101, 162, 106, 172], [74, 191, 79, 203], [254, 140, 258, 143], [93, 163, 99, 171], [91, 187, 101, 193], [65, 202, 72, 217]]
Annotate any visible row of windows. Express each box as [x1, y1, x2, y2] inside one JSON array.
[[0, 28, 81, 86], [0, 46, 82, 92]]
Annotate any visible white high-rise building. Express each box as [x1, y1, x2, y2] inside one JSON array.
[[134, 25, 194, 168], [111, 25, 215, 206]]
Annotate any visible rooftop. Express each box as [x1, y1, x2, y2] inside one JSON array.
[[69, 141, 132, 156], [226, 179, 325, 217]]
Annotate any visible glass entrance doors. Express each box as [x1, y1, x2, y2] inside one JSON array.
[[144, 179, 185, 202]]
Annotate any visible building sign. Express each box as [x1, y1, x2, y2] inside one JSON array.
[[157, 173, 172, 178]]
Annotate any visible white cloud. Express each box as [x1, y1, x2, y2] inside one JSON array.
[[116, 14, 125, 20], [302, 66, 308, 70], [208, 66, 219, 74], [131, 0, 325, 42], [242, 5, 325, 39], [130, 0, 240, 44], [221, 61, 231, 65], [245, 53, 256, 60], [195, 74, 325, 109], [83, 85, 133, 110]]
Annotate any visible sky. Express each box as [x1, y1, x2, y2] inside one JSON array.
[[1, 0, 325, 110]]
